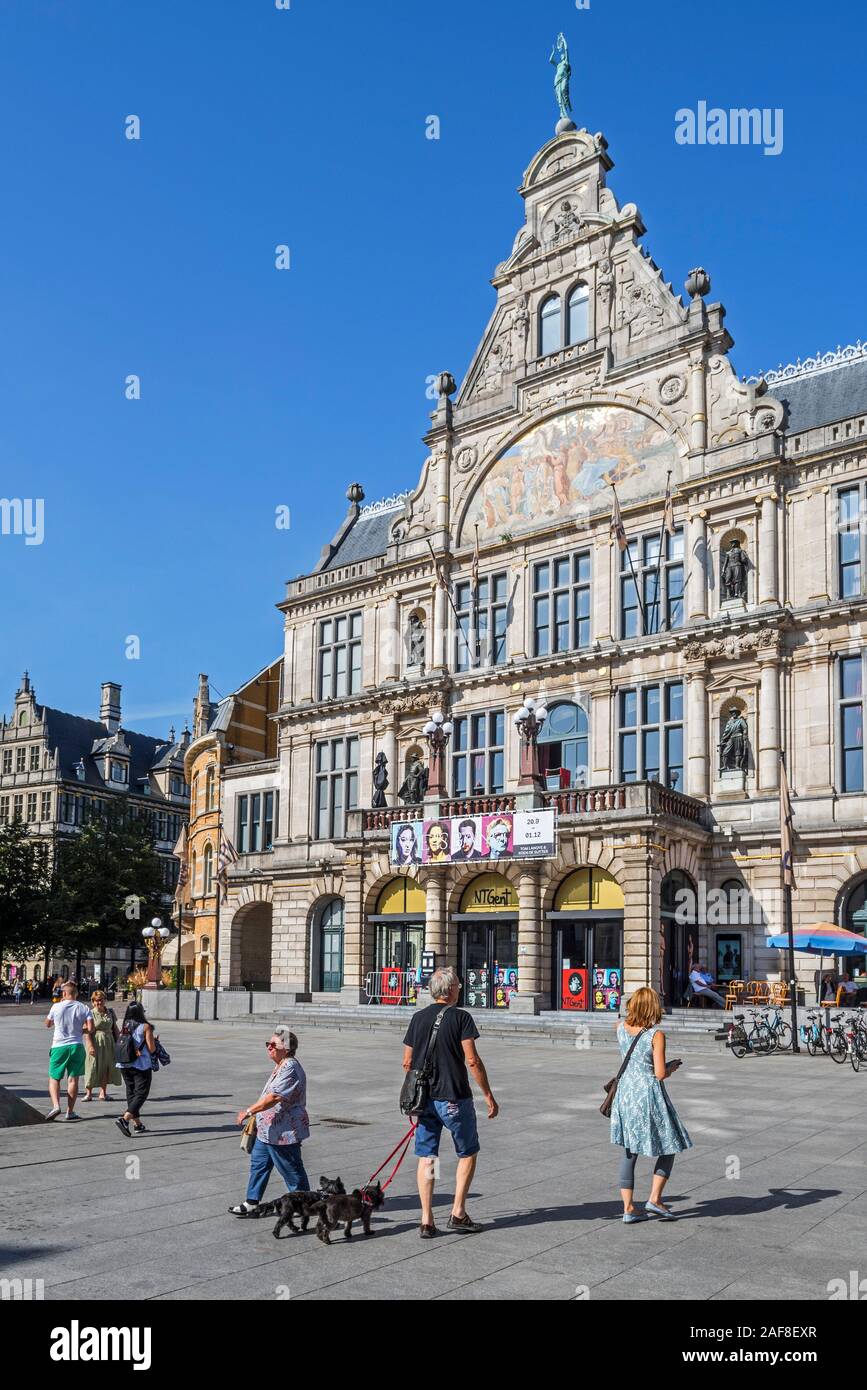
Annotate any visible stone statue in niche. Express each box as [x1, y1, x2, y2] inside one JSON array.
[[721, 539, 748, 601], [372, 752, 389, 809], [719, 706, 749, 774], [597, 256, 615, 330], [508, 294, 530, 364], [408, 614, 426, 670], [398, 755, 428, 806]]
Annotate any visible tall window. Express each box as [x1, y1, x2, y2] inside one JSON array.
[[539, 702, 589, 788], [2, 750, 11, 774], [191, 773, 198, 812], [13, 794, 23, 821], [539, 294, 561, 356], [839, 654, 864, 792], [29, 746, 40, 771], [621, 530, 684, 637], [191, 851, 197, 895], [838, 487, 863, 597], [237, 791, 279, 853], [15, 748, 26, 773], [315, 738, 359, 838], [618, 681, 684, 788], [26, 793, 37, 822], [41, 792, 51, 821], [205, 766, 215, 809], [317, 613, 362, 699], [0, 797, 8, 824], [455, 573, 509, 671], [567, 284, 589, 345], [110, 761, 127, 783], [452, 710, 505, 797], [533, 552, 591, 656], [203, 843, 214, 896], [59, 793, 76, 824]]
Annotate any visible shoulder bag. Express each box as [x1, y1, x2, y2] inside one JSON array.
[[399, 1007, 447, 1116], [240, 1114, 257, 1153], [600, 1027, 647, 1118]]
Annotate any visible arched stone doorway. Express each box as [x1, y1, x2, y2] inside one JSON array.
[[455, 873, 519, 1010], [660, 869, 698, 1008], [236, 902, 273, 991], [310, 898, 345, 994], [549, 867, 624, 1012]]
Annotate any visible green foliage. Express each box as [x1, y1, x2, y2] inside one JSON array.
[[49, 800, 167, 958], [0, 819, 52, 957]]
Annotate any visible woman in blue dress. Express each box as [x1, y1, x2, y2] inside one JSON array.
[[611, 986, 692, 1222]]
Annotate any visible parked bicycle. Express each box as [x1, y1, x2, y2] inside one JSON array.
[[727, 1009, 774, 1059], [760, 1005, 793, 1052]]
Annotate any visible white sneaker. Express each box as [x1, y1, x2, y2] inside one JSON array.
[[46, 1107, 61, 1121], [62, 1112, 81, 1121]]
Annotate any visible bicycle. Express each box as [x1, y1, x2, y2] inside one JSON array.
[[801, 1009, 825, 1055], [760, 1005, 793, 1052], [727, 1009, 773, 1058]]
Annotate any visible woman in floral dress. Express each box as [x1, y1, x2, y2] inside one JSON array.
[[610, 986, 692, 1223]]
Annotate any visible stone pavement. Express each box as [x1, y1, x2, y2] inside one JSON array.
[[1, 1012, 865, 1302]]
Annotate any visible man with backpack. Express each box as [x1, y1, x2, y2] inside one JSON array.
[[402, 965, 498, 1239]]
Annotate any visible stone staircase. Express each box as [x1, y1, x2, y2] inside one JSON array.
[[224, 1002, 734, 1052]]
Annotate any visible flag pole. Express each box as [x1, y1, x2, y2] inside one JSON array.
[[649, 471, 673, 634], [780, 750, 800, 1052], [610, 482, 647, 632]]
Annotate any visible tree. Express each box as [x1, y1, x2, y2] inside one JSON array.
[[50, 800, 167, 978], [0, 820, 52, 970]]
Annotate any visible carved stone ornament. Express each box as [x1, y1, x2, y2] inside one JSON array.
[[455, 444, 479, 474], [658, 374, 687, 405], [683, 630, 780, 663]]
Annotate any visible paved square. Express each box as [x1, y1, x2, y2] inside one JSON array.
[[1, 1013, 865, 1301]]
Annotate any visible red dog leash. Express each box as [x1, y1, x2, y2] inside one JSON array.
[[366, 1121, 417, 1194]]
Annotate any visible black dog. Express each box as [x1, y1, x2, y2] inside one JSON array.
[[315, 1182, 385, 1244], [259, 1175, 346, 1239]]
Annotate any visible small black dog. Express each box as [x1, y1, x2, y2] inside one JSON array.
[[259, 1175, 346, 1239], [315, 1182, 385, 1245]]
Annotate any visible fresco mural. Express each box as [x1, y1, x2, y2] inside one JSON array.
[[462, 405, 682, 543]]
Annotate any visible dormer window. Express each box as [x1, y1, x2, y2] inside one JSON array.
[[110, 760, 127, 784], [539, 294, 561, 356], [567, 284, 589, 345], [74, 759, 86, 782]]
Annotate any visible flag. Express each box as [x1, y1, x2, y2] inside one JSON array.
[[426, 538, 449, 591], [662, 481, 675, 537], [172, 824, 188, 908], [780, 755, 796, 890], [218, 834, 239, 903], [610, 489, 627, 551]]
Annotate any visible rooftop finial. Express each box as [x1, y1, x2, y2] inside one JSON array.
[[550, 33, 576, 135]]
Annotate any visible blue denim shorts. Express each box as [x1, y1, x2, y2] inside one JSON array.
[[414, 1098, 480, 1159]]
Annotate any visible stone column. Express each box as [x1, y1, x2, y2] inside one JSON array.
[[432, 580, 448, 672], [511, 868, 545, 1014], [339, 857, 366, 1005], [689, 351, 707, 452], [687, 512, 708, 620], [687, 667, 709, 797], [425, 873, 447, 963], [619, 843, 660, 997], [758, 652, 781, 792], [593, 535, 613, 641], [758, 493, 779, 606], [381, 593, 400, 682]]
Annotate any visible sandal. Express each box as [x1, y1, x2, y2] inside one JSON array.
[[227, 1202, 260, 1217]]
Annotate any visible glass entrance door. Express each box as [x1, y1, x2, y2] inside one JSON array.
[[554, 920, 623, 1010], [461, 921, 519, 1008], [376, 922, 424, 973]]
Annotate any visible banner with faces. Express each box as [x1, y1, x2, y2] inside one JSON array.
[[390, 810, 555, 867]]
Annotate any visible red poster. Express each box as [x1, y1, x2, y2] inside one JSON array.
[[382, 968, 403, 1004], [561, 966, 588, 1011]]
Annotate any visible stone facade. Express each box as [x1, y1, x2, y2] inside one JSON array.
[[221, 124, 867, 1012]]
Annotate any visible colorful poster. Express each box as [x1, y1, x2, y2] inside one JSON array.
[[465, 966, 489, 1009], [593, 967, 621, 1011], [561, 966, 588, 1011], [390, 810, 556, 867]]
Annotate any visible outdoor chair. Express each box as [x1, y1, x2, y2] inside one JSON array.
[[724, 980, 744, 1010], [744, 980, 769, 1005]]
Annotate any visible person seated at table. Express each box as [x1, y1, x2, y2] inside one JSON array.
[[838, 972, 858, 1003], [688, 964, 725, 1008], [820, 973, 838, 1002]]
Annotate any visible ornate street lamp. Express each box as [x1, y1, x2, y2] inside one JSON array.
[[514, 696, 548, 791], [142, 917, 171, 990], [423, 709, 454, 800]]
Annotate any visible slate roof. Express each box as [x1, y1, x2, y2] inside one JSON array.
[[38, 707, 181, 790], [778, 357, 867, 433], [321, 506, 403, 570]]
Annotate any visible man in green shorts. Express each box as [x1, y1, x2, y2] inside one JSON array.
[[45, 981, 95, 1121]]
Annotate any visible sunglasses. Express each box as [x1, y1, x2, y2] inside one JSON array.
[[265, 1040, 279, 1050]]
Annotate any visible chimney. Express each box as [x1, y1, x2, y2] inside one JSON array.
[[195, 674, 210, 738], [100, 682, 122, 732]]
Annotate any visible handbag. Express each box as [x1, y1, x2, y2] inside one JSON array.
[[599, 1027, 647, 1117], [399, 1007, 447, 1116], [240, 1114, 257, 1153]]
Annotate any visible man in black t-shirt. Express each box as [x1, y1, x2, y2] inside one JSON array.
[[402, 965, 498, 1238]]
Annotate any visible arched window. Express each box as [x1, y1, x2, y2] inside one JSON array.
[[539, 702, 589, 789], [191, 850, 197, 897], [539, 294, 561, 356], [316, 898, 344, 992], [720, 879, 750, 928], [567, 284, 589, 345], [843, 878, 867, 977], [200, 935, 210, 955], [203, 843, 214, 897], [205, 766, 215, 810], [660, 869, 699, 1008]]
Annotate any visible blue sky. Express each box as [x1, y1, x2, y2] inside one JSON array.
[[1, 0, 864, 736]]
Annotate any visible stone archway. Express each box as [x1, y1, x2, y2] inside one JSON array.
[[233, 901, 273, 990]]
